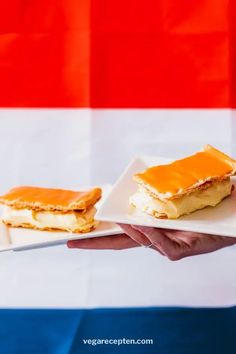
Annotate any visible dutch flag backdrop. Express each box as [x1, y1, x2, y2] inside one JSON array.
[[0, 2, 235, 354]]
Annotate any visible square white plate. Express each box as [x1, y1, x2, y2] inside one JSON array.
[[0, 185, 122, 252], [96, 157, 236, 238]]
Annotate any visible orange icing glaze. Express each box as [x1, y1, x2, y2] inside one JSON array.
[[0, 186, 102, 210], [136, 149, 235, 196]]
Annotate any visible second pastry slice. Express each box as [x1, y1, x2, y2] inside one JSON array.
[[0, 186, 102, 233]]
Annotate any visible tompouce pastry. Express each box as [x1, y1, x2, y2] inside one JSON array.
[[0, 186, 102, 233], [130, 145, 236, 219]]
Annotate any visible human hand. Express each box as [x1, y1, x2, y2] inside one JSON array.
[[67, 224, 236, 261], [117, 224, 236, 260]]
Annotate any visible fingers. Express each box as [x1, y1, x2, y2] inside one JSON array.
[[67, 234, 139, 250], [118, 223, 152, 247], [118, 223, 166, 256], [219, 236, 236, 246], [131, 225, 177, 258]]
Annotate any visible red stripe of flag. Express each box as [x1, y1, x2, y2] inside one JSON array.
[[0, 0, 234, 108]]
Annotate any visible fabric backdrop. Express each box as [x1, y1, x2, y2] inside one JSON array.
[[0, 3, 235, 353], [0, 0, 235, 107]]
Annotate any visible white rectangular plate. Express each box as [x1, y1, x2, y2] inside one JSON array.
[[96, 157, 236, 238], [0, 185, 122, 252]]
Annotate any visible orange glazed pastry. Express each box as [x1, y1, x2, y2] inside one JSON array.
[[130, 145, 236, 219], [0, 186, 102, 233]]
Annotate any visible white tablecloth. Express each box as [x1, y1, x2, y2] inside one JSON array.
[[0, 109, 235, 308]]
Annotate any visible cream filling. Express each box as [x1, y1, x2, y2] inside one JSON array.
[[130, 179, 232, 219], [1, 206, 97, 232]]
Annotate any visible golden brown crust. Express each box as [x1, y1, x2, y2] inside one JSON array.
[[2, 220, 97, 233], [141, 178, 229, 201], [130, 202, 167, 219], [146, 210, 167, 219], [134, 145, 236, 201], [0, 186, 102, 212]]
